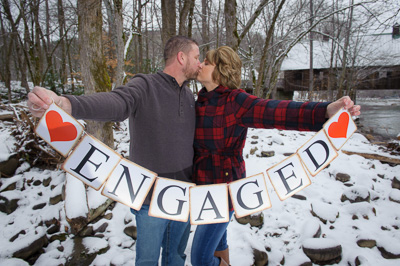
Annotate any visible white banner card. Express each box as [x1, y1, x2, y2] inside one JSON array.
[[190, 184, 229, 225], [149, 178, 195, 222], [297, 130, 338, 176], [102, 158, 157, 211], [35, 103, 84, 157], [229, 173, 272, 218], [323, 109, 357, 150], [62, 134, 121, 190], [267, 154, 311, 201]]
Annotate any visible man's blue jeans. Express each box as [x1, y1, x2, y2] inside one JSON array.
[[131, 205, 191, 266], [191, 211, 234, 266]]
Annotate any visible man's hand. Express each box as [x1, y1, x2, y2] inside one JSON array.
[[27, 86, 72, 117], [326, 96, 361, 118]]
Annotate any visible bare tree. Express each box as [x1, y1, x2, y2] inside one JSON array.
[[77, 0, 114, 147], [161, 0, 176, 46]]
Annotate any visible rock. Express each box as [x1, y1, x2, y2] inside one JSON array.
[[124, 225, 137, 239], [250, 147, 258, 155], [260, 151, 275, 157], [103, 212, 113, 220], [49, 233, 68, 242], [10, 230, 26, 242], [310, 202, 339, 224], [292, 194, 307, 200], [378, 246, 400, 259], [0, 155, 19, 177], [43, 177, 52, 187], [88, 198, 114, 223], [335, 173, 351, 183], [13, 233, 48, 260], [253, 248, 268, 266], [301, 219, 321, 239], [49, 194, 62, 205], [32, 202, 46, 210], [355, 255, 369, 265], [46, 224, 60, 235], [65, 237, 98, 266], [389, 189, 400, 204], [341, 186, 370, 203], [0, 195, 19, 214], [302, 238, 342, 264], [356, 238, 376, 248], [392, 177, 400, 190], [33, 180, 42, 186], [251, 136, 259, 139], [283, 152, 294, 156], [79, 226, 94, 237], [94, 222, 108, 234], [0, 181, 17, 192], [235, 213, 264, 227], [67, 216, 89, 235]]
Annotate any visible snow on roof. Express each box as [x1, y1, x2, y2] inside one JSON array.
[[281, 33, 400, 71]]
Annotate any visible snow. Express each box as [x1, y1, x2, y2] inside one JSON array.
[[281, 34, 400, 71], [65, 173, 88, 219], [1, 102, 400, 265], [302, 238, 340, 249]]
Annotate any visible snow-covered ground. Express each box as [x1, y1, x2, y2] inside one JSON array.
[[1, 103, 400, 265]]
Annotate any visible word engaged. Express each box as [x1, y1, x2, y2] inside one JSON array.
[[34, 103, 357, 225]]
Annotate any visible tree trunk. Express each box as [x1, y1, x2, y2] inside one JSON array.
[[254, 0, 286, 98], [224, 0, 238, 48], [309, 0, 314, 100], [57, 0, 67, 94], [161, 0, 176, 47], [337, 0, 354, 99], [178, 0, 192, 36], [114, 0, 124, 87], [77, 0, 114, 148], [201, 0, 210, 58], [187, 0, 195, 38]]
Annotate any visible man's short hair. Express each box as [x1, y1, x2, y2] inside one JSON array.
[[164, 36, 198, 65]]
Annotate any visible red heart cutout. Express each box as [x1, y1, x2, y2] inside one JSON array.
[[46, 110, 78, 142], [328, 112, 349, 138]]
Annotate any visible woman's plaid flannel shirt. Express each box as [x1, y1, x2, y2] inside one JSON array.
[[193, 85, 330, 186]]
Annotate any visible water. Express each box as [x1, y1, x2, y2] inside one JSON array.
[[357, 99, 400, 140]]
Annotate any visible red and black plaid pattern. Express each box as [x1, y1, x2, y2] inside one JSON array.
[[193, 85, 330, 186]]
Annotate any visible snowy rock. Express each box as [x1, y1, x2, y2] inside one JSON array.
[[253, 248, 268, 266], [124, 225, 137, 239], [388, 189, 400, 204], [341, 186, 370, 203], [0, 191, 20, 214], [0, 155, 19, 177], [356, 238, 376, 248], [392, 176, 400, 190], [310, 202, 339, 224], [12, 233, 48, 261], [260, 150, 275, 157], [0, 258, 29, 266], [250, 147, 258, 155], [302, 238, 342, 264], [377, 238, 400, 259], [300, 219, 322, 240], [335, 172, 351, 183], [235, 213, 264, 227]]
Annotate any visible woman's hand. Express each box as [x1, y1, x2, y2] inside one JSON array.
[[326, 96, 361, 118]]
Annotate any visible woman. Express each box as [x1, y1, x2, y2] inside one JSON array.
[[190, 46, 360, 266]]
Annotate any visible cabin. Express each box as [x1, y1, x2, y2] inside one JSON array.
[[279, 24, 400, 99]]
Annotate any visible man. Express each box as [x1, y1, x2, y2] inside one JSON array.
[[28, 36, 202, 266]]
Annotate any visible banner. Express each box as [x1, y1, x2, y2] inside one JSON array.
[[34, 103, 357, 224]]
